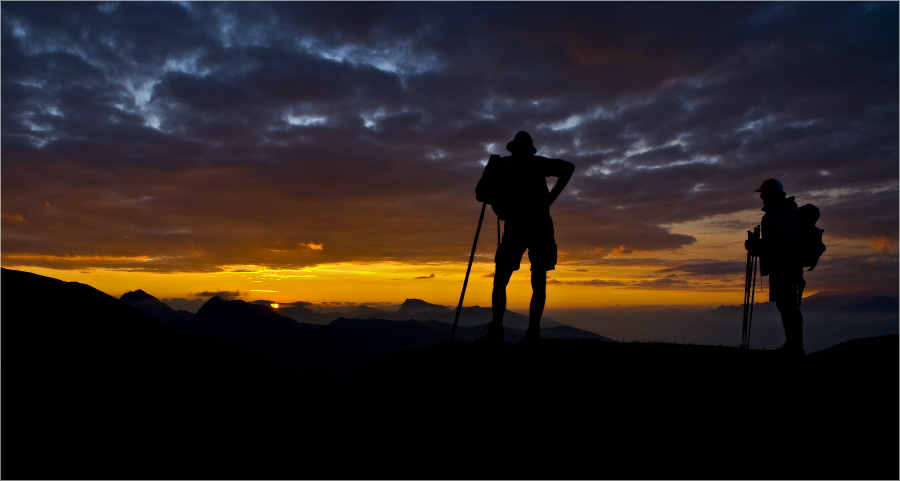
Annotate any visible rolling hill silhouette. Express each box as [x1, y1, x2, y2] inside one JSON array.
[[2, 267, 897, 480]]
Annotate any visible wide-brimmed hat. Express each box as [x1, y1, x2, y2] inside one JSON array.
[[506, 131, 537, 155], [754, 178, 784, 193]]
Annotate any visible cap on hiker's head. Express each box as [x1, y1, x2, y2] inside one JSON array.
[[506, 131, 537, 155], [754, 178, 783, 193]]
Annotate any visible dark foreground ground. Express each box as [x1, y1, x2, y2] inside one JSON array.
[[2, 268, 897, 480], [4, 336, 898, 480]]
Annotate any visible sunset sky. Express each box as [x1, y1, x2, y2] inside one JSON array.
[[2, 2, 897, 311]]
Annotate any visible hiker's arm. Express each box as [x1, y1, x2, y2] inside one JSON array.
[[547, 160, 574, 207]]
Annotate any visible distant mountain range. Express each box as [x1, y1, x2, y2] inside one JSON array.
[[248, 295, 567, 329], [706, 292, 899, 315], [2, 267, 606, 380], [116, 280, 609, 374], [836, 295, 899, 312], [698, 291, 899, 351]]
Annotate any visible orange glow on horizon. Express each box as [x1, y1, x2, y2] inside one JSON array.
[[2, 217, 882, 310], [3, 259, 754, 310]]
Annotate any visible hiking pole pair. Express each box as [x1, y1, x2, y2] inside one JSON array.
[[741, 226, 760, 348], [449, 202, 487, 342]]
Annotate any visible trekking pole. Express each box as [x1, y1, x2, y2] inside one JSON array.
[[747, 226, 760, 346], [747, 250, 758, 347], [742, 231, 752, 348], [742, 226, 760, 348], [449, 202, 487, 342]]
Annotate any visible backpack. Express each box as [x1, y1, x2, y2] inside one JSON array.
[[475, 154, 504, 217], [797, 203, 826, 270], [475, 154, 549, 221]]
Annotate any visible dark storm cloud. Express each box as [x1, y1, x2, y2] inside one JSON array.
[[2, 2, 897, 295], [191, 290, 241, 301], [631, 274, 690, 289], [658, 261, 746, 278]]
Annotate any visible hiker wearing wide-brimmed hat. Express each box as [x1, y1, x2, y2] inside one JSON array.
[[473, 131, 575, 345], [745, 178, 805, 357], [506, 130, 538, 156]]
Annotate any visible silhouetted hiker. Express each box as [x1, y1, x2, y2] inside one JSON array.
[[474, 131, 575, 344], [744, 178, 805, 357]]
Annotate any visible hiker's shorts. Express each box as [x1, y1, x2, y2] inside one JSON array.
[[495, 215, 557, 272], [767, 267, 803, 305]]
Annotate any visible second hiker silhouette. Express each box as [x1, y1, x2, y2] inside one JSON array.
[[475, 131, 575, 344], [745, 178, 809, 357]]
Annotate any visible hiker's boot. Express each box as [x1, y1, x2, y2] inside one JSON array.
[[475, 321, 503, 346], [522, 326, 541, 344]]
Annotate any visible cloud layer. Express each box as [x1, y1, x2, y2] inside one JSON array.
[[2, 2, 897, 297]]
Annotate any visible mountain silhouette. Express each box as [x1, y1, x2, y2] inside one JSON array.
[[5, 269, 294, 383], [345, 304, 393, 318], [140, 294, 575, 374], [188, 296, 371, 373], [249, 298, 337, 323], [118, 288, 611, 374], [3, 267, 896, 480], [391, 297, 565, 329], [120, 288, 194, 325], [3, 268, 305, 479], [709, 294, 899, 316], [394, 297, 452, 318], [241, 296, 571, 330], [837, 295, 899, 313]]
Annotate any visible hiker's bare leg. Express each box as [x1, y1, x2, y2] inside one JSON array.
[[776, 300, 803, 351], [529, 270, 547, 331], [492, 267, 514, 325]]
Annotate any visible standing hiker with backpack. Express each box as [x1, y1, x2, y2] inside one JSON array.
[[474, 131, 575, 344], [744, 178, 823, 358]]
